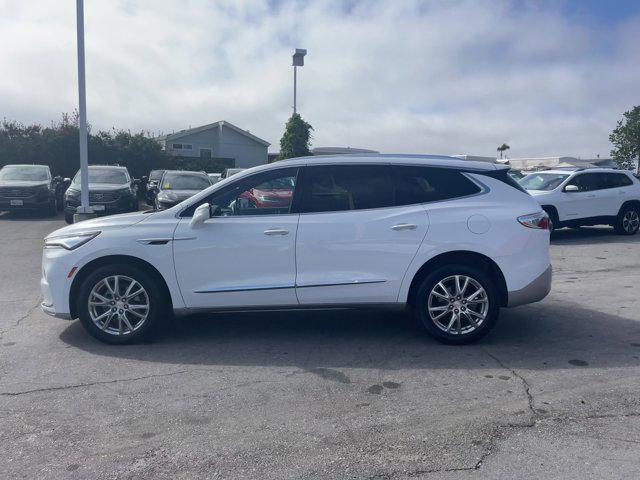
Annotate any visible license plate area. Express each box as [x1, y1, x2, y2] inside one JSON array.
[[92, 205, 106, 212], [10, 200, 23, 206]]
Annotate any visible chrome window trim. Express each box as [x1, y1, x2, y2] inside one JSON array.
[[194, 278, 387, 294]]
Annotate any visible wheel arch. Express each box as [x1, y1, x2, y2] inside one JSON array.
[[618, 199, 640, 214], [406, 250, 508, 308], [541, 204, 559, 222], [69, 254, 173, 319]]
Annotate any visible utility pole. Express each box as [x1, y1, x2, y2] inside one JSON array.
[[74, 0, 95, 222], [292, 49, 306, 115]]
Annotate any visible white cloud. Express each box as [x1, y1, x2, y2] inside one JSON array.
[[0, 0, 638, 158]]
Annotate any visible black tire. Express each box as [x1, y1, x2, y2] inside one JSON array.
[[64, 210, 74, 224], [614, 204, 640, 235], [414, 264, 500, 345], [542, 207, 559, 233], [76, 264, 168, 344], [47, 199, 57, 217]]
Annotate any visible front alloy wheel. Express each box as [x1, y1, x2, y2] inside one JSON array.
[[77, 264, 166, 344], [88, 275, 149, 336]]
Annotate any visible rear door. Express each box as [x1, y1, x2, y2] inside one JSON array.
[[599, 173, 634, 216], [294, 164, 428, 305]]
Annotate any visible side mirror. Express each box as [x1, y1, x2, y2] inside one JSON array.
[[190, 203, 211, 229], [53, 175, 62, 182], [564, 184, 579, 192], [63, 178, 71, 186]]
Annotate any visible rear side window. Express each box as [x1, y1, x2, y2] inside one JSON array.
[[394, 166, 481, 205], [298, 165, 394, 213], [603, 173, 633, 188]]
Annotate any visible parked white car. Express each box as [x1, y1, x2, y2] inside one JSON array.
[[519, 168, 640, 234], [41, 155, 551, 345]]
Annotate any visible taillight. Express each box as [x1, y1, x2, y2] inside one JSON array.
[[518, 212, 550, 230]]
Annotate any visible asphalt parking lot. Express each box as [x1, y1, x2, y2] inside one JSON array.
[[1, 210, 639, 479]]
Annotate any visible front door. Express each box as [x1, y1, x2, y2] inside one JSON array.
[[557, 172, 604, 221], [173, 167, 300, 308]]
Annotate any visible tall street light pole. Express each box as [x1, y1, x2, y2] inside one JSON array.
[[74, 0, 95, 222], [292, 49, 306, 115]]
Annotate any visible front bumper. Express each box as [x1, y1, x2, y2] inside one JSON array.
[[0, 195, 52, 210], [41, 247, 76, 320], [65, 196, 134, 216], [507, 265, 552, 307], [41, 301, 72, 320]]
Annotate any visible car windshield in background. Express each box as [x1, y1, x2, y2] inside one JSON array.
[[149, 170, 164, 181], [0, 166, 49, 181], [73, 169, 128, 185], [519, 173, 569, 191], [162, 173, 210, 190]]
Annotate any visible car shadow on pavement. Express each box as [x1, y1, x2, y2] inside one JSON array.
[[551, 226, 640, 245], [59, 301, 640, 371], [0, 210, 63, 221]]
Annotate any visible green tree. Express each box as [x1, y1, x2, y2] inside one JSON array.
[[610, 106, 640, 171], [277, 113, 313, 160], [497, 143, 510, 159]]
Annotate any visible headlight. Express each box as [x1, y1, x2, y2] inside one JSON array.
[[44, 231, 100, 250], [65, 188, 80, 199], [158, 191, 177, 201]]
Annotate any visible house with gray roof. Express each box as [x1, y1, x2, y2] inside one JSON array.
[[156, 121, 269, 168]]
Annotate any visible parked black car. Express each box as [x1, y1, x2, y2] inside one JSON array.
[[0, 164, 66, 216], [145, 169, 165, 206], [64, 165, 139, 223], [153, 170, 211, 210]]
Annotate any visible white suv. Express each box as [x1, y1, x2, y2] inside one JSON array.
[[41, 155, 551, 345], [520, 168, 640, 234]]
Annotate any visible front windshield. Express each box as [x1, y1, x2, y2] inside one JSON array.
[[0, 166, 49, 181], [149, 170, 164, 181], [519, 173, 569, 191], [161, 173, 210, 190], [73, 168, 128, 185]]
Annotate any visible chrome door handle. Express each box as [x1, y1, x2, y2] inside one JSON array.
[[391, 223, 417, 231], [264, 229, 289, 236]]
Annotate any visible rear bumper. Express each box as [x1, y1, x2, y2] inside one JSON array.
[[507, 265, 552, 307]]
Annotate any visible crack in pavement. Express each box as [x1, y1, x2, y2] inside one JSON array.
[[12, 297, 42, 328], [0, 370, 189, 396], [483, 349, 538, 421]]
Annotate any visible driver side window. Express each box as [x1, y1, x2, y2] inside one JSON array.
[[185, 167, 299, 217]]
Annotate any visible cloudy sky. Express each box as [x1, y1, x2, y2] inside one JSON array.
[[1, 0, 639, 158]]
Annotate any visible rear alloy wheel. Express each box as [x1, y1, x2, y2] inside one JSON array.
[[415, 265, 499, 344], [77, 264, 167, 344], [615, 206, 640, 235]]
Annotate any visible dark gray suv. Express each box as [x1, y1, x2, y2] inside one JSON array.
[[64, 165, 139, 223], [0, 164, 64, 215]]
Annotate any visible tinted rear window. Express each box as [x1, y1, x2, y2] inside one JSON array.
[[394, 166, 482, 205], [299, 165, 394, 213]]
